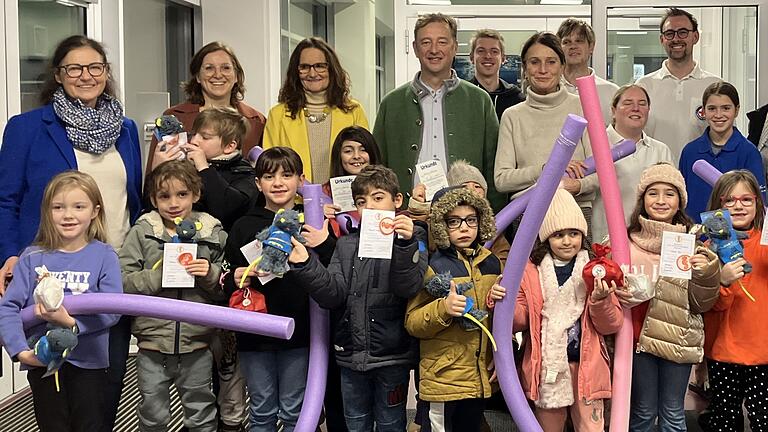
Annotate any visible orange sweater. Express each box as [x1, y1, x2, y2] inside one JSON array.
[[704, 229, 768, 365]]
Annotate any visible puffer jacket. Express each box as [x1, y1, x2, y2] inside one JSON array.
[[514, 260, 622, 403], [405, 244, 501, 402], [119, 211, 227, 354], [290, 227, 428, 372], [627, 217, 721, 364]]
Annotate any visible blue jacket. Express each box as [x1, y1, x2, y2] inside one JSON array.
[[680, 127, 766, 222], [0, 104, 142, 261]]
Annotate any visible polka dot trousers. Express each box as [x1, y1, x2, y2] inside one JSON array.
[[707, 359, 768, 432]]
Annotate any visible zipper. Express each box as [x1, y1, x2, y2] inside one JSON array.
[[174, 288, 182, 354]]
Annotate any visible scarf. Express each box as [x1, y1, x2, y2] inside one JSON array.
[[52, 87, 124, 155], [537, 250, 589, 409]]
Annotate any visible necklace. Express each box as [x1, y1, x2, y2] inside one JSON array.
[[303, 107, 328, 123]]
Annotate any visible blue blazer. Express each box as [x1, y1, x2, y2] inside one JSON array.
[[0, 103, 143, 261]]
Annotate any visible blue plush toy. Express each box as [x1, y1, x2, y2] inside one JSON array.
[[424, 271, 497, 350], [27, 326, 78, 378], [172, 217, 201, 243], [700, 209, 755, 301], [253, 208, 306, 277]]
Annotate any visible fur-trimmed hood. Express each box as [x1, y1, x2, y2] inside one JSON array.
[[429, 187, 496, 249]]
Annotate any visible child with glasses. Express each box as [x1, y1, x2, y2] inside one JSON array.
[[679, 81, 766, 222], [404, 186, 505, 432], [702, 170, 768, 431]]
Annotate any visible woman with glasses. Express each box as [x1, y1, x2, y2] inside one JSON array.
[[146, 41, 266, 171], [264, 37, 368, 184], [679, 81, 766, 223], [0, 35, 142, 431]]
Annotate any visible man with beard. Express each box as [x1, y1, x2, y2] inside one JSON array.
[[636, 7, 720, 163], [467, 29, 525, 121]]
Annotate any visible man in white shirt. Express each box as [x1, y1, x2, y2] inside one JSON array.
[[635, 7, 720, 163], [557, 18, 618, 126]]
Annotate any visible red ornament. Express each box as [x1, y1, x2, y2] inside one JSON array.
[[582, 244, 624, 294]]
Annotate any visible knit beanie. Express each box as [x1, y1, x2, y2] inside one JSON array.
[[636, 163, 688, 208], [447, 159, 487, 192], [539, 189, 589, 241]]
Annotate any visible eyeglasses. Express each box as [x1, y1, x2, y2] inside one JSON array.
[[298, 62, 329, 74], [58, 62, 107, 78], [445, 215, 479, 230], [661, 28, 694, 40], [720, 194, 757, 208], [201, 63, 235, 77]]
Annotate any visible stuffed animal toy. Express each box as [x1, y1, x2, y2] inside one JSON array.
[[154, 115, 187, 159], [424, 271, 497, 350], [27, 326, 78, 378], [253, 208, 306, 277], [425, 272, 486, 329], [173, 217, 201, 243], [701, 209, 755, 301]]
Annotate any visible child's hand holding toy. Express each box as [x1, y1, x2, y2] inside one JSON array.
[[443, 281, 467, 318]]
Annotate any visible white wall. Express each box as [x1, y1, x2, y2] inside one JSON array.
[[200, 0, 281, 116], [334, 0, 377, 123], [122, 0, 167, 120]]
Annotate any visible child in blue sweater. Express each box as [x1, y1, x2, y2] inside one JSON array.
[[0, 171, 122, 431]]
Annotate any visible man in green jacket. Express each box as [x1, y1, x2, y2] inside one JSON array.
[[373, 13, 503, 211]]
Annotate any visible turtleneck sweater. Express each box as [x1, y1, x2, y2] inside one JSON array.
[[627, 215, 687, 342], [494, 86, 593, 205], [304, 90, 332, 184]]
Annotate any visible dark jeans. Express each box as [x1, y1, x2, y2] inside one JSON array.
[[28, 362, 108, 432], [325, 352, 349, 432], [629, 352, 691, 432], [102, 315, 132, 432], [339, 365, 410, 432]]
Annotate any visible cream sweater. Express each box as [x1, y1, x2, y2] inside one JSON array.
[[494, 86, 594, 206]]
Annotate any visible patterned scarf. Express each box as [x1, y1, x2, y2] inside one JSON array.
[[52, 87, 124, 155]]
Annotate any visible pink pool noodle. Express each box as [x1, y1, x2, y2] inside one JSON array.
[[576, 74, 632, 432], [486, 139, 636, 249], [493, 113, 586, 432], [295, 182, 330, 432], [21, 294, 294, 339]]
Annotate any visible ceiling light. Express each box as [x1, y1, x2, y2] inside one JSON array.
[[540, 0, 584, 5]]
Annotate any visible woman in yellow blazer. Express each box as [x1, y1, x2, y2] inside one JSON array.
[[264, 37, 368, 184]]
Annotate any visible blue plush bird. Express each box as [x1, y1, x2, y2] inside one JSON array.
[[28, 326, 79, 378]]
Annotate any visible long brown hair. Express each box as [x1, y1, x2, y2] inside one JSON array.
[[183, 41, 246, 106], [34, 171, 108, 250], [705, 170, 765, 231], [278, 37, 354, 118], [39, 35, 117, 105]]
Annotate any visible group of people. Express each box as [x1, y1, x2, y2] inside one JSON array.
[[0, 6, 765, 432]]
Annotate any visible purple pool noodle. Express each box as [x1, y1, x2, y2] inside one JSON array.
[[295, 182, 330, 432], [692, 159, 723, 187], [248, 146, 264, 163], [486, 139, 636, 248], [493, 114, 585, 432], [336, 213, 359, 235], [20, 294, 294, 339]]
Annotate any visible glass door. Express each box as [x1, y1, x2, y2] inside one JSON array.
[[593, 0, 768, 128]]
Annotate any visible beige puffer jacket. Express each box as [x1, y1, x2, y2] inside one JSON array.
[[636, 246, 720, 364]]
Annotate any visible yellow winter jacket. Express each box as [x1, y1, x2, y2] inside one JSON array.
[[405, 245, 501, 402]]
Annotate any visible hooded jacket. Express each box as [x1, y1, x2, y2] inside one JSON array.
[[119, 211, 226, 354], [469, 77, 525, 121], [405, 188, 501, 402], [290, 225, 428, 372], [222, 205, 336, 352]]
